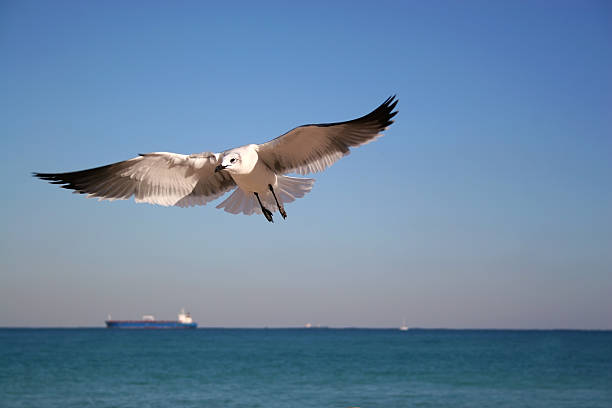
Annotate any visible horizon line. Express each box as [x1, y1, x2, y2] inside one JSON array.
[[1, 326, 611, 331]]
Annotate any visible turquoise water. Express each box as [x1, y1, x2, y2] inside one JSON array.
[[1, 329, 611, 407]]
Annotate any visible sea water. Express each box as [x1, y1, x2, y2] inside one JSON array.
[[1, 329, 611, 407]]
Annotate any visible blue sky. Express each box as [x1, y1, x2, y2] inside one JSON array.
[[1, 0, 610, 328]]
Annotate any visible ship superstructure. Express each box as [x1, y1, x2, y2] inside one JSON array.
[[105, 309, 197, 329]]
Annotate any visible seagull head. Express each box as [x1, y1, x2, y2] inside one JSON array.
[[215, 152, 241, 173]]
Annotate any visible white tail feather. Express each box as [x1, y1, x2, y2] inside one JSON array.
[[216, 176, 314, 215]]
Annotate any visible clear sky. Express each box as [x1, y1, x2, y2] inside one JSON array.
[[1, 0, 610, 328]]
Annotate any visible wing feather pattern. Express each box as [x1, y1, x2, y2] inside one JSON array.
[[257, 96, 398, 175], [34, 152, 235, 207]]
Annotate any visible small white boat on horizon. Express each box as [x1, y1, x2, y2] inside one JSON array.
[[399, 319, 409, 331]]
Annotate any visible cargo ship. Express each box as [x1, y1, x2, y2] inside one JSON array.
[[105, 309, 197, 329]]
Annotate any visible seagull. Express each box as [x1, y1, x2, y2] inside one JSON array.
[[34, 96, 398, 223]]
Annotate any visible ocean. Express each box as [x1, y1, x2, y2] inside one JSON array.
[[1, 329, 611, 407]]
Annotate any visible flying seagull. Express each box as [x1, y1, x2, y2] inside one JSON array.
[[34, 96, 398, 223]]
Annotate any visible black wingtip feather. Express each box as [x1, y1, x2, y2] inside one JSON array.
[[314, 94, 399, 130], [33, 172, 59, 182], [360, 94, 399, 129], [32, 163, 119, 194]]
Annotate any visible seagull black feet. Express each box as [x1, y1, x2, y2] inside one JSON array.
[[261, 207, 274, 222], [269, 184, 287, 219], [254, 192, 274, 223]]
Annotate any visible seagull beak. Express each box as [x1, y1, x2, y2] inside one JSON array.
[[215, 165, 227, 173]]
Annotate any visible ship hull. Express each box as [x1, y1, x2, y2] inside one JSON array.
[[105, 321, 197, 329]]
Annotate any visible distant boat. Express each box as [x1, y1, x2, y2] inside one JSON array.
[[304, 323, 329, 329], [399, 319, 409, 331], [105, 308, 197, 329]]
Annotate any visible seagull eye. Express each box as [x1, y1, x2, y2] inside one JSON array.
[[230, 158, 236, 163]]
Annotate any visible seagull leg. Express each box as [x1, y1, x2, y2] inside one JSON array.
[[269, 184, 287, 219], [254, 192, 273, 223]]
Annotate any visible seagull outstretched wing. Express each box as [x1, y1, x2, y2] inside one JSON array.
[[257, 95, 398, 175], [34, 152, 235, 207]]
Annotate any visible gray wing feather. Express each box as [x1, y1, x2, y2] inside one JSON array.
[[257, 96, 398, 175], [34, 152, 235, 207]]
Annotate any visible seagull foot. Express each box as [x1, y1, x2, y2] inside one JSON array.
[[268, 184, 287, 220], [262, 207, 274, 223]]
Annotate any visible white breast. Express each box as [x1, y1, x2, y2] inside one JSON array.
[[231, 159, 277, 193]]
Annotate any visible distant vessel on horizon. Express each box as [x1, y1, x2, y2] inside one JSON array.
[[399, 319, 409, 331], [105, 308, 197, 329], [304, 323, 329, 329]]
